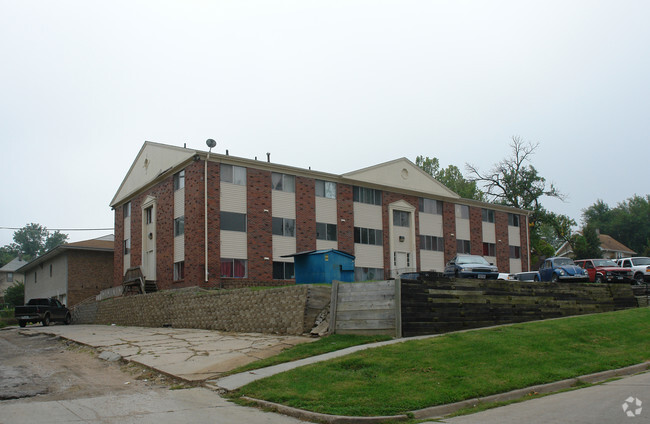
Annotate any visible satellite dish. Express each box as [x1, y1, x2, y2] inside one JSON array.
[[206, 139, 217, 148]]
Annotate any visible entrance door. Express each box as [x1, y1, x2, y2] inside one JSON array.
[[394, 252, 411, 276], [142, 204, 156, 280]]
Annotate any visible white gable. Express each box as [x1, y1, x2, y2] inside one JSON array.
[[110, 142, 196, 207], [343, 158, 461, 199]]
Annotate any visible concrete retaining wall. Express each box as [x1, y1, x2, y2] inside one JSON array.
[[72, 285, 331, 336]]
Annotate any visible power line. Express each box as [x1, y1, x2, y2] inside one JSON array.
[[0, 227, 113, 232]]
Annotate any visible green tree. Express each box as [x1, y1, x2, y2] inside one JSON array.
[[8, 223, 68, 261], [582, 195, 650, 254], [0, 246, 18, 268], [4, 281, 24, 307], [572, 225, 602, 259], [415, 155, 485, 201]]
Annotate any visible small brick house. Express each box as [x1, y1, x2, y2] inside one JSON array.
[[110, 141, 532, 290], [18, 236, 114, 307]]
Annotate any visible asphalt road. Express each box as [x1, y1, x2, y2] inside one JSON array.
[[435, 371, 650, 424]]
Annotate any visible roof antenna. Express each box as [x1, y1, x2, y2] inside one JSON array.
[[267, 152, 271, 162]]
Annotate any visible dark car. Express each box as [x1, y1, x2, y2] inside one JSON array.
[[574, 258, 633, 283], [443, 254, 499, 279], [539, 257, 589, 282]]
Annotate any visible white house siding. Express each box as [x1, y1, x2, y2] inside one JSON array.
[[123, 217, 131, 272], [273, 236, 296, 261], [455, 216, 471, 243], [220, 231, 248, 259], [482, 222, 496, 243], [272, 191, 296, 219], [419, 213, 443, 237], [24, 255, 68, 304], [420, 251, 445, 272], [354, 245, 384, 268], [174, 187, 185, 263], [315, 197, 337, 224], [317, 240, 338, 251], [509, 259, 522, 273], [353, 203, 382, 229], [508, 225, 521, 247], [220, 183, 247, 213]]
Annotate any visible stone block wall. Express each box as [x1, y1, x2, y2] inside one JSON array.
[[72, 285, 331, 335]]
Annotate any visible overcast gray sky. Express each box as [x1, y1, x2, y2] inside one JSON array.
[[1, 0, 649, 247]]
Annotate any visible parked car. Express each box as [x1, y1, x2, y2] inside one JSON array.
[[574, 258, 633, 283], [538, 257, 589, 282], [444, 254, 499, 279], [14, 297, 71, 327], [616, 257, 650, 284], [515, 271, 541, 282]]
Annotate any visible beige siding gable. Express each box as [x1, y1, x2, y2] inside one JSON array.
[[111, 142, 196, 207], [343, 158, 460, 199]]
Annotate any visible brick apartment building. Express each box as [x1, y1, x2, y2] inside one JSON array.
[[110, 142, 531, 290], [18, 236, 114, 307]]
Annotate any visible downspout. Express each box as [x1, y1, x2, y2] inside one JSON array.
[[204, 151, 210, 283]]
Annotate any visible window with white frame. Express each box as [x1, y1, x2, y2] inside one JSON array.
[[173, 261, 185, 281], [221, 258, 247, 278], [483, 242, 496, 256], [222, 164, 246, 185], [124, 239, 131, 255], [316, 222, 337, 241], [173, 170, 185, 191], [123, 202, 131, 217], [273, 262, 294, 279], [457, 239, 471, 253], [354, 227, 383, 245], [272, 172, 295, 192], [482, 209, 495, 223], [221, 212, 247, 232], [457, 205, 470, 219], [353, 186, 382, 205], [272, 217, 295, 237], [419, 198, 443, 215], [354, 267, 384, 281], [508, 213, 520, 227], [174, 216, 185, 236], [510, 246, 521, 259], [420, 235, 444, 251], [393, 210, 410, 227], [315, 180, 337, 199]]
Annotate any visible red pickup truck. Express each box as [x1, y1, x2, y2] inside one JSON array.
[[574, 259, 633, 283]]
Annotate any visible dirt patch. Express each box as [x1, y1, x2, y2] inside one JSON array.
[[0, 328, 187, 402]]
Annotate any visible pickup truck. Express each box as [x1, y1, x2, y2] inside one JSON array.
[[15, 297, 72, 327], [616, 257, 650, 284], [574, 258, 634, 283]]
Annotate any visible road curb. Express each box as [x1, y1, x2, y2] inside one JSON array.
[[240, 362, 650, 423]]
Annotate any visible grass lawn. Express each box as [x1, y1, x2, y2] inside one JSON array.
[[236, 307, 650, 417], [224, 334, 392, 376]]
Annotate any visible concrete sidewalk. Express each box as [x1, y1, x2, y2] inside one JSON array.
[[14, 324, 313, 382]]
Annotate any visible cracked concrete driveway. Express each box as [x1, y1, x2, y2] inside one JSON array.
[[17, 324, 314, 381]]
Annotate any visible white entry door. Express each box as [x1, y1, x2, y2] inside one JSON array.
[[143, 205, 156, 280]]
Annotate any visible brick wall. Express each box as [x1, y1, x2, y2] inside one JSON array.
[[495, 211, 510, 272], [72, 285, 331, 335], [247, 168, 273, 280], [337, 183, 354, 255], [442, 202, 456, 263], [67, 250, 114, 307], [519, 214, 530, 271], [296, 176, 316, 252], [469, 206, 483, 255]]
